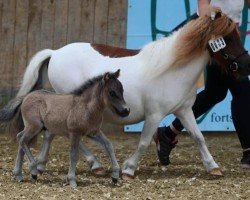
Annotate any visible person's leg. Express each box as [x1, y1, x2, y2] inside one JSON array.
[[155, 61, 229, 165], [229, 76, 250, 168]]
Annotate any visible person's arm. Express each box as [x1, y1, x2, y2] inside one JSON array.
[[198, 0, 211, 16]]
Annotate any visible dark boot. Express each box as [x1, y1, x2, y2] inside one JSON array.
[[241, 150, 250, 169], [153, 126, 178, 166]]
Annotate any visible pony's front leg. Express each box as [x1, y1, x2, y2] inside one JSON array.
[[36, 130, 55, 173], [122, 114, 163, 179], [88, 131, 120, 183], [66, 134, 80, 189], [176, 108, 222, 175]]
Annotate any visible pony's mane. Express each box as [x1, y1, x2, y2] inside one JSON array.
[[71, 75, 103, 95], [172, 13, 236, 67]]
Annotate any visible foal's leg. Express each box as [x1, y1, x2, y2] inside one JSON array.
[[175, 108, 222, 175], [122, 114, 164, 178], [88, 131, 120, 183], [19, 129, 42, 180], [36, 130, 55, 173], [79, 141, 104, 173], [13, 131, 25, 182], [66, 134, 80, 189], [37, 131, 103, 173]]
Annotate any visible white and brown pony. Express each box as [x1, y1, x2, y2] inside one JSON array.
[[4, 12, 250, 179]]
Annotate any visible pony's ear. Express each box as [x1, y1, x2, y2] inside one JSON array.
[[103, 72, 110, 83], [114, 69, 120, 78], [214, 9, 222, 20]]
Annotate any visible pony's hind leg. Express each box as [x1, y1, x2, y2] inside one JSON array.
[[175, 108, 222, 175], [13, 131, 25, 182], [36, 130, 55, 173], [66, 134, 80, 189], [88, 131, 120, 183]]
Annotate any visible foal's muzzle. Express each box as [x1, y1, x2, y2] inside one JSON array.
[[114, 106, 130, 117], [119, 107, 130, 117]]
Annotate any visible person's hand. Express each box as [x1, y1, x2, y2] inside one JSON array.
[[199, 4, 221, 19], [199, 3, 212, 17]]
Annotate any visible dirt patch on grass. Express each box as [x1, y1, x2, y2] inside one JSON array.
[[0, 132, 249, 200]]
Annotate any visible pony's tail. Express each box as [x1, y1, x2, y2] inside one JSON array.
[[17, 49, 53, 97], [0, 96, 25, 122]]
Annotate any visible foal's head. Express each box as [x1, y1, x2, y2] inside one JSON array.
[[102, 69, 130, 118]]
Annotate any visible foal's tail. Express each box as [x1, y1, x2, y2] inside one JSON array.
[[17, 49, 53, 97], [0, 96, 24, 122], [1, 49, 53, 139], [0, 96, 25, 140]]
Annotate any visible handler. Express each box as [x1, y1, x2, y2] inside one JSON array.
[[154, 0, 250, 169]]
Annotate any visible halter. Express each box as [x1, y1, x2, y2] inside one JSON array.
[[219, 50, 248, 72], [208, 36, 248, 73]]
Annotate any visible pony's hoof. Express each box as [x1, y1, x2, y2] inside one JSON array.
[[31, 174, 37, 180], [92, 167, 106, 176], [209, 168, 223, 176], [122, 173, 134, 181]]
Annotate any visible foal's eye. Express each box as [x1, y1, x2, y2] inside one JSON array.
[[109, 91, 117, 98]]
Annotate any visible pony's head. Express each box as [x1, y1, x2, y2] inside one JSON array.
[[102, 69, 130, 117], [174, 10, 250, 77]]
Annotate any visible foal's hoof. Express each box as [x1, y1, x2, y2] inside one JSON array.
[[37, 165, 46, 174], [31, 174, 38, 180], [15, 175, 24, 183], [92, 167, 106, 176], [209, 168, 223, 176], [112, 177, 118, 184], [122, 173, 134, 181], [66, 178, 77, 189], [37, 169, 44, 175]]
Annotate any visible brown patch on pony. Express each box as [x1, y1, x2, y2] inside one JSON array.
[[172, 13, 236, 67], [91, 44, 140, 58]]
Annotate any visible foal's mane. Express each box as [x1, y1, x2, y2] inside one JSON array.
[[71, 72, 118, 95], [71, 75, 103, 95], [172, 13, 236, 67]]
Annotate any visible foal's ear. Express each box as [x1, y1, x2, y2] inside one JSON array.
[[114, 69, 120, 78], [103, 72, 110, 83]]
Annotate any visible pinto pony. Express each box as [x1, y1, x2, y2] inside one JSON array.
[[1, 70, 129, 188], [2, 12, 250, 179]]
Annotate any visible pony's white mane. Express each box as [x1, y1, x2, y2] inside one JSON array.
[[138, 13, 236, 79], [138, 31, 180, 79]]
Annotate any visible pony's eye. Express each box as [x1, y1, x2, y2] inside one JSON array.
[[109, 91, 117, 98]]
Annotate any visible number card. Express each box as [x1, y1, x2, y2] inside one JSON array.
[[208, 37, 226, 52]]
